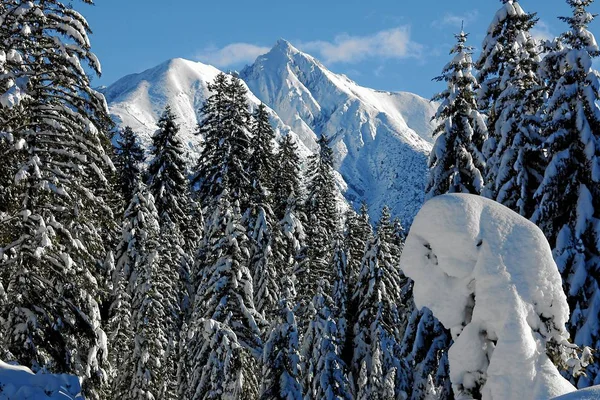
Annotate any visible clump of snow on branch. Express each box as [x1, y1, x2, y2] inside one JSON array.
[[400, 194, 577, 400]]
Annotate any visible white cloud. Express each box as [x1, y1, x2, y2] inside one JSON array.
[[432, 10, 479, 29], [531, 20, 555, 43], [196, 43, 270, 67], [298, 27, 423, 64]]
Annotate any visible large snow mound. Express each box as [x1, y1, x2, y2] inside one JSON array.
[[0, 361, 82, 399], [400, 194, 575, 400], [553, 386, 600, 399]]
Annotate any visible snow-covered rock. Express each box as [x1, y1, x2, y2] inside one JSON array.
[[101, 40, 436, 223], [400, 194, 576, 400], [0, 361, 83, 399]]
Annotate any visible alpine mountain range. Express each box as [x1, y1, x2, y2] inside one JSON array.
[[101, 39, 437, 224]]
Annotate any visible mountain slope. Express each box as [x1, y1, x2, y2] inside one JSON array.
[[241, 40, 435, 221], [102, 40, 436, 223]]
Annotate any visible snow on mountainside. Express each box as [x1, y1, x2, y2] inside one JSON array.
[[101, 57, 309, 160], [241, 39, 435, 222], [102, 40, 436, 223]]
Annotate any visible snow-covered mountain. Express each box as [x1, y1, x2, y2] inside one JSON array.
[[101, 40, 437, 223]]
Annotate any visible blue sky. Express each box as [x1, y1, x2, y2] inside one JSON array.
[[83, 0, 600, 98]]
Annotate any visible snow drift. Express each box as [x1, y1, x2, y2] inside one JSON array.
[[0, 361, 82, 399], [400, 194, 575, 400]]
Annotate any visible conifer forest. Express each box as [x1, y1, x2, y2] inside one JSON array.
[[2, 0, 600, 399]]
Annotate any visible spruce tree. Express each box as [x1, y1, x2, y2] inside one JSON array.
[[251, 206, 281, 321], [0, 1, 113, 396], [194, 73, 253, 209], [351, 207, 410, 399], [533, 0, 600, 387], [399, 308, 453, 400], [187, 318, 258, 400], [249, 103, 277, 199], [476, 0, 545, 215], [272, 135, 303, 221], [247, 103, 281, 323], [115, 126, 145, 204], [427, 30, 488, 199], [301, 282, 352, 400], [344, 202, 373, 290], [146, 105, 191, 397], [112, 183, 173, 400], [298, 135, 340, 314], [187, 190, 265, 398], [259, 280, 304, 400]]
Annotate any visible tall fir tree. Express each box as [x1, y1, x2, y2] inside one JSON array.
[[111, 183, 173, 400], [427, 30, 488, 199], [298, 135, 340, 315], [247, 102, 281, 322], [301, 282, 352, 400], [194, 73, 253, 210], [351, 207, 411, 399], [344, 202, 373, 290], [272, 135, 303, 221], [249, 103, 277, 200], [146, 105, 191, 397], [115, 126, 145, 204], [533, 0, 600, 387], [399, 307, 453, 400], [187, 190, 264, 398], [259, 279, 304, 400], [186, 318, 259, 400], [0, 1, 114, 397], [476, 0, 545, 215]]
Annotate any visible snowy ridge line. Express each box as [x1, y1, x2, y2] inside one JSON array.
[[101, 39, 437, 224]]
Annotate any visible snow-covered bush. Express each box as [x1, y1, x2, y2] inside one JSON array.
[[400, 194, 576, 400]]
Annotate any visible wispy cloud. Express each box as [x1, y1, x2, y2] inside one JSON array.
[[196, 43, 270, 67], [299, 27, 423, 64], [531, 20, 555, 43], [432, 10, 479, 29]]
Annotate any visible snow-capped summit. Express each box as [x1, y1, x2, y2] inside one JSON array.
[[241, 39, 436, 221], [102, 39, 437, 223]]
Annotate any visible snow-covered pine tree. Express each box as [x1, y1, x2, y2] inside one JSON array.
[[391, 216, 406, 263], [0, 1, 113, 396], [298, 135, 340, 315], [145, 105, 191, 397], [399, 308, 453, 399], [533, 0, 600, 387], [105, 250, 131, 398], [344, 202, 373, 290], [249, 103, 277, 200], [251, 205, 281, 322], [247, 102, 281, 322], [351, 207, 410, 399], [427, 30, 488, 199], [272, 135, 303, 221], [259, 279, 304, 400], [187, 318, 258, 400], [187, 190, 264, 398], [194, 73, 253, 210], [301, 282, 352, 400], [476, 0, 545, 215], [111, 183, 173, 400], [115, 126, 145, 204]]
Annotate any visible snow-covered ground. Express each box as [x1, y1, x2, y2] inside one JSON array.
[[400, 194, 576, 400], [553, 386, 600, 399], [101, 39, 437, 224], [0, 361, 82, 399]]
